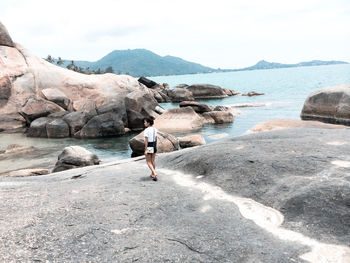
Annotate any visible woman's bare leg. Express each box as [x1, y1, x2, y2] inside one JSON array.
[[145, 154, 156, 176], [151, 153, 156, 170]]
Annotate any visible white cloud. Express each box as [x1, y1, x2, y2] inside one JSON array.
[[1, 0, 349, 68]]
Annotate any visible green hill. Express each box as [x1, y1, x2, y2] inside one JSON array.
[[59, 49, 214, 77], [55, 51, 348, 76]]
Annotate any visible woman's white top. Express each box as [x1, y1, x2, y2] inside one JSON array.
[[144, 127, 158, 142]]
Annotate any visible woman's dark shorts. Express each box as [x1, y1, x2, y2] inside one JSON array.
[[148, 141, 157, 153]]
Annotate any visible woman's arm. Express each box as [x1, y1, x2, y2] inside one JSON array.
[[144, 136, 148, 155]]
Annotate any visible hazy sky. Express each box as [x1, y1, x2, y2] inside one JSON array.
[[1, 0, 350, 68]]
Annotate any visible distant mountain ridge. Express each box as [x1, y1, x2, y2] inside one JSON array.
[[55, 49, 348, 76], [232, 59, 348, 71]]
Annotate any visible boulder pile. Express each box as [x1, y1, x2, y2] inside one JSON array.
[[143, 81, 241, 103], [0, 21, 160, 137]]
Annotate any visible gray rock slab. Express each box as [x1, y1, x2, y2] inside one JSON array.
[[1, 157, 308, 262], [1, 128, 350, 262], [158, 128, 350, 248]]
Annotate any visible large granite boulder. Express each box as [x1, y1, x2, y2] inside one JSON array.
[[2, 129, 350, 262], [0, 22, 14, 47], [179, 101, 211, 113], [126, 109, 146, 130], [0, 21, 156, 135], [157, 128, 350, 253], [186, 84, 228, 99], [26, 117, 52, 137], [124, 90, 158, 116], [129, 130, 179, 156], [124, 91, 159, 127], [41, 88, 73, 111], [167, 87, 194, 102], [78, 113, 125, 138], [301, 84, 350, 125], [179, 134, 206, 148], [250, 119, 347, 133], [154, 107, 205, 132], [0, 76, 12, 108], [202, 111, 234, 124], [96, 100, 128, 126], [20, 98, 65, 123], [0, 113, 26, 132], [53, 146, 100, 172], [138, 76, 157, 88], [63, 110, 93, 136], [149, 89, 171, 103], [46, 119, 70, 138]]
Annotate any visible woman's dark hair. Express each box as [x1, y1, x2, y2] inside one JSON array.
[[143, 117, 154, 126]]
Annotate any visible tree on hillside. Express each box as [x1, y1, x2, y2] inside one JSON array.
[[57, 57, 63, 66], [85, 67, 94, 75], [95, 68, 104, 74], [45, 55, 53, 63], [66, 60, 75, 70], [105, 66, 114, 73]]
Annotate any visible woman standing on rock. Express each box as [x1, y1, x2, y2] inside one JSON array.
[[144, 117, 158, 181]]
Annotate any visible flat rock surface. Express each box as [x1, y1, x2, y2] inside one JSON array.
[[1, 129, 350, 262], [158, 128, 350, 262], [250, 118, 347, 133]]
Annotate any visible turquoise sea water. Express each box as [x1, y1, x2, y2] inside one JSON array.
[[152, 64, 350, 142], [1, 64, 350, 172]]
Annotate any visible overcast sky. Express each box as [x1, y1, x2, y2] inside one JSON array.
[[1, 0, 350, 68]]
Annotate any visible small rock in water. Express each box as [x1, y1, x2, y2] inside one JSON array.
[[53, 146, 100, 173], [230, 103, 266, 108], [242, 91, 265, 96]]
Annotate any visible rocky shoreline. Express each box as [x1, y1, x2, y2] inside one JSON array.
[[1, 127, 349, 262], [1, 19, 350, 262]]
